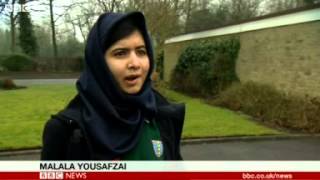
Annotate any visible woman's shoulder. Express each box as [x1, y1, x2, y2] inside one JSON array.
[[153, 89, 185, 132], [43, 95, 82, 137], [153, 88, 169, 106], [43, 115, 72, 139]]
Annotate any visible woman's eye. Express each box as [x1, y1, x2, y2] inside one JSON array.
[[137, 49, 147, 56], [113, 50, 127, 57]]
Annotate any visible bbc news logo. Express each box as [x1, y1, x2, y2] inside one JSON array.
[[40, 172, 87, 179], [40, 172, 63, 179]]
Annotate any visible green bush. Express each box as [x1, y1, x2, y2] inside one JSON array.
[[2, 54, 36, 71], [156, 50, 164, 80], [0, 79, 17, 89], [18, 12, 39, 57], [212, 82, 320, 133], [0, 54, 9, 63], [0, 55, 8, 72], [73, 56, 85, 72], [171, 38, 240, 96]]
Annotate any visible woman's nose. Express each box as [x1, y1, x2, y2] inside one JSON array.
[[128, 52, 141, 70]]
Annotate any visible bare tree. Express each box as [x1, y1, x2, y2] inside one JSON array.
[[96, 0, 123, 12], [63, 1, 98, 42], [61, 0, 125, 43], [49, 0, 57, 58], [41, 0, 84, 58], [9, 0, 17, 53], [184, 0, 193, 31], [0, 0, 41, 53], [228, 0, 262, 22], [265, 0, 320, 14], [2, 0, 19, 53]]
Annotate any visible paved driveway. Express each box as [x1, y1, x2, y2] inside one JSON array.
[[14, 79, 77, 86], [181, 136, 320, 160], [1, 136, 319, 160]]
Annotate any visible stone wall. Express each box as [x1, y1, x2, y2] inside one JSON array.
[[164, 8, 320, 97], [237, 21, 320, 97]]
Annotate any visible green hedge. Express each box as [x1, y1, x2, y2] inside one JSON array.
[[0, 79, 18, 89], [156, 50, 164, 80], [1, 54, 36, 71], [171, 38, 240, 96], [0, 55, 9, 72], [212, 82, 320, 133]]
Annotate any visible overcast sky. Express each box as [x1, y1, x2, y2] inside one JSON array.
[[0, 0, 74, 29]]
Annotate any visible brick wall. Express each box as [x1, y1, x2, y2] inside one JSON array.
[[237, 21, 320, 97], [164, 9, 320, 97]]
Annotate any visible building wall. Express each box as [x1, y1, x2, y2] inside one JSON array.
[[237, 21, 320, 97], [164, 7, 320, 97]]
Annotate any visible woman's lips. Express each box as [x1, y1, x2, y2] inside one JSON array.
[[124, 74, 140, 85]]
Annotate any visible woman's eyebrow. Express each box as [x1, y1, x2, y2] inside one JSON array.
[[111, 45, 146, 51], [111, 47, 129, 51], [136, 45, 146, 49]]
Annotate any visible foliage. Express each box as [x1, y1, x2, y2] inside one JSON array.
[[57, 36, 84, 58], [156, 86, 282, 138], [155, 50, 164, 80], [0, 85, 280, 150], [74, 56, 85, 71], [0, 54, 9, 62], [18, 12, 38, 57], [0, 79, 14, 89], [265, 0, 320, 13], [0, 85, 76, 150], [127, 0, 183, 46], [34, 26, 54, 57], [35, 56, 84, 72], [0, 54, 8, 72], [184, 0, 262, 33], [1, 53, 35, 71], [0, 78, 22, 89], [185, 8, 217, 33], [171, 38, 240, 96], [227, 0, 262, 22], [212, 82, 320, 133], [0, 29, 11, 55]]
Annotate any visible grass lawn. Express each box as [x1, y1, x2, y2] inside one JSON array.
[[157, 88, 283, 138], [0, 85, 282, 150], [0, 85, 76, 150]]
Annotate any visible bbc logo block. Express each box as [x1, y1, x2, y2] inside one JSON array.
[[39, 172, 64, 179]]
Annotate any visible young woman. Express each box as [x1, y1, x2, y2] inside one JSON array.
[[41, 11, 185, 160]]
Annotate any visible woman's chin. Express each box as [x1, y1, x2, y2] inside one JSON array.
[[122, 85, 142, 95]]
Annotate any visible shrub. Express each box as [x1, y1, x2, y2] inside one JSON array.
[[156, 50, 164, 80], [211, 82, 320, 133], [171, 38, 240, 96], [0, 78, 26, 90], [35, 56, 84, 72], [0, 55, 8, 72], [2, 54, 36, 71], [0, 79, 17, 89], [73, 56, 85, 72], [0, 54, 9, 63], [18, 12, 39, 57]]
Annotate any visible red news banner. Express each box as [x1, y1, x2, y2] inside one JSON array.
[[2, 172, 320, 180], [0, 161, 320, 180]]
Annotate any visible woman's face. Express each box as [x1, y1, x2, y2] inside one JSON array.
[[105, 30, 150, 94]]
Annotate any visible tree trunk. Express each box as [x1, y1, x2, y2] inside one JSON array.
[[185, 0, 193, 32], [49, 0, 58, 59], [10, 12, 16, 53], [111, 0, 116, 12], [77, 19, 86, 42], [10, 0, 16, 53]]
